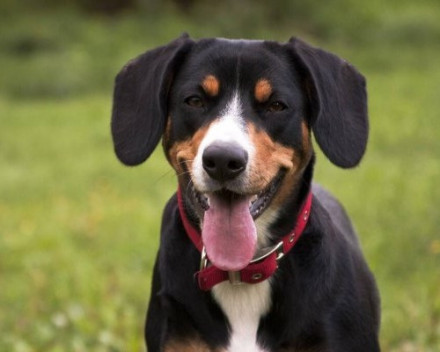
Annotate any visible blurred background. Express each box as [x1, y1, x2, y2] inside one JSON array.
[[1, 0, 439, 351]]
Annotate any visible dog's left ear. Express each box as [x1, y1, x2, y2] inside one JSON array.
[[111, 34, 194, 166], [288, 38, 369, 168]]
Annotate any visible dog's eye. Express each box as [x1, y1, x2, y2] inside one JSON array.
[[267, 101, 287, 112], [185, 96, 204, 108]]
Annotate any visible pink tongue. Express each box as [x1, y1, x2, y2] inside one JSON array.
[[202, 194, 256, 271]]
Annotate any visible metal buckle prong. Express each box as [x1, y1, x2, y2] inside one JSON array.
[[228, 271, 242, 285], [250, 241, 285, 264], [275, 242, 285, 262], [200, 246, 209, 271]]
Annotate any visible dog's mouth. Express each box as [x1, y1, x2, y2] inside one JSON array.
[[190, 171, 284, 271], [192, 170, 284, 220]]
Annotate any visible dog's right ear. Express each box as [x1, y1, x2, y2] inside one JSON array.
[[111, 34, 194, 166]]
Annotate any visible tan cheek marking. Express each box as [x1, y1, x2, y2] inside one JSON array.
[[271, 120, 313, 208], [254, 79, 272, 103], [168, 124, 211, 176], [248, 122, 313, 208], [271, 167, 301, 208], [202, 75, 220, 97], [164, 338, 225, 352], [248, 123, 296, 193]]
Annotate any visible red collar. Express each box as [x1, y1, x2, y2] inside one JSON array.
[[177, 188, 313, 291]]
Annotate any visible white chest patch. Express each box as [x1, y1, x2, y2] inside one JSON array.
[[212, 280, 271, 352]]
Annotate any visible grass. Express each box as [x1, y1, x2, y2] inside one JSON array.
[[0, 96, 167, 351], [1, 2, 440, 351]]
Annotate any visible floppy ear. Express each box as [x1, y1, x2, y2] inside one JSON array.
[[111, 34, 194, 166], [288, 38, 369, 168]]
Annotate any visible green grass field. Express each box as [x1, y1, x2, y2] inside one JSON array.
[[1, 2, 440, 351]]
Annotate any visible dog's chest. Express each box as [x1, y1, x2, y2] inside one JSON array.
[[212, 280, 272, 352]]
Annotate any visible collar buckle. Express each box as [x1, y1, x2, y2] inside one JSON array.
[[227, 271, 242, 285], [250, 241, 285, 264], [199, 247, 244, 285]]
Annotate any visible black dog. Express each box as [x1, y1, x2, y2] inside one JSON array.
[[111, 34, 380, 352]]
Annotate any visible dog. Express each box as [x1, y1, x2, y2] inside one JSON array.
[[111, 34, 381, 352]]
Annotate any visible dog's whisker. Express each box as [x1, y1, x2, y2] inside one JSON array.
[[176, 170, 192, 178], [152, 167, 176, 184]]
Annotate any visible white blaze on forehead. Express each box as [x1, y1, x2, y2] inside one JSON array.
[[192, 92, 254, 190], [203, 92, 249, 144], [223, 93, 242, 122]]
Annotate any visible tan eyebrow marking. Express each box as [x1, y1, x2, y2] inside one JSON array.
[[254, 79, 272, 102], [201, 75, 220, 97]]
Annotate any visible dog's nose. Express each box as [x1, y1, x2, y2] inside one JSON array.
[[202, 142, 248, 182]]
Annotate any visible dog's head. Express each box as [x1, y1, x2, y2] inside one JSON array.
[[111, 34, 368, 271]]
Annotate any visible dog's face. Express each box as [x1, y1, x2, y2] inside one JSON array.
[[164, 40, 313, 270], [165, 40, 310, 215], [111, 35, 368, 271]]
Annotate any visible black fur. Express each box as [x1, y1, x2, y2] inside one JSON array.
[[289, 38, 369, 168], [111, 35, 380, 351], [111, 34, 193, 166]]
